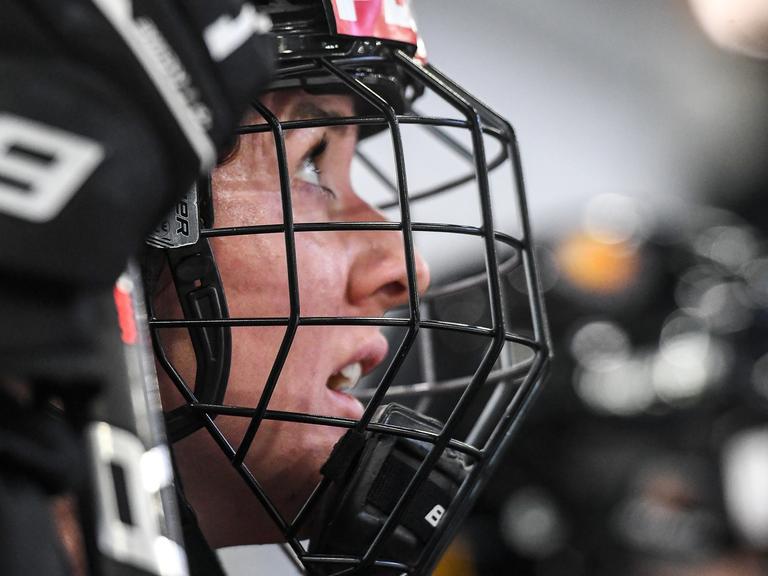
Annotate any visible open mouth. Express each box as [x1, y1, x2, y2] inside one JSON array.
[[327, 362, 363, 393], [324, 335, 389, 408]]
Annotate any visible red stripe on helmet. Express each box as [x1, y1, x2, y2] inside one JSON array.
[[329, 0, 423, 50]]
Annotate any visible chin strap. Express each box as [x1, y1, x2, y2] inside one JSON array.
[[145, 236, 232, 444], [309, 404, 472, 575], [145, 176, 232, 444], [163, 237, 232, 443]]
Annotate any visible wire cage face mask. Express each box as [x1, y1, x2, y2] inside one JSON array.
[[146, 2, 550, 574]]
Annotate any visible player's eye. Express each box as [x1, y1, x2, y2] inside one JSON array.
[[296, 137, 335, 198], [298, 155, 322, 187]]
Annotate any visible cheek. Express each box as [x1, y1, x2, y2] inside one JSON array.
[[213, 185, 284, 229], [215, 230, 352, 401], [294, 231, 350, 316], [211, 228, 290, 319], [217, 231, 351, 317]]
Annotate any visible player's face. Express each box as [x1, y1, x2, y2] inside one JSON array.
[[155, 90, 430, 546]]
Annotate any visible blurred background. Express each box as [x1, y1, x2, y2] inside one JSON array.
[[221, 0, 768, 573], [413, 1, 768, 575]]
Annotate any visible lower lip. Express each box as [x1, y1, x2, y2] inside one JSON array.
[[326, 387, 365, 420]]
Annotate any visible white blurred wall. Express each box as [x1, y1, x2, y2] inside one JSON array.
[[415, 0, 768, 240]]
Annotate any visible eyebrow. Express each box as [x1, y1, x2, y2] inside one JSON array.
[[287, 101, 353, 135]]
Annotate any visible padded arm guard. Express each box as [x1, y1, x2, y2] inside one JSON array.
[[0, 0, 273, 288], [0, 0, 274, 376]]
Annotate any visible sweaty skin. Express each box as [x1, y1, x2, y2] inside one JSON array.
[[155, 90, 430, 546]]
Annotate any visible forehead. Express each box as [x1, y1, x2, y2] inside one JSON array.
[[251, 90, 357, 123], [216, 90, 358, 177]]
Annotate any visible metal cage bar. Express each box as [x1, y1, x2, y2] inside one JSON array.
[[231, 101, 302, 468], [146, 39, 551, 576]]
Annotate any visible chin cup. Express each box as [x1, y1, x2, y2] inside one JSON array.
[[309, 404, 472, 575]]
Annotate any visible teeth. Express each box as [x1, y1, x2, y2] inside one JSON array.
[[327, 362, 363, 392]]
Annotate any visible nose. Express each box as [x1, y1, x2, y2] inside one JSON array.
[[345, 202, 431, 314]]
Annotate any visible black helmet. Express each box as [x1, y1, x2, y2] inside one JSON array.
[[146, 1, 550, 573]]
